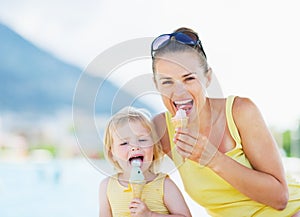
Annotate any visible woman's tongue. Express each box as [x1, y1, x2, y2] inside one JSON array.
[[176, 103, 193, 114]]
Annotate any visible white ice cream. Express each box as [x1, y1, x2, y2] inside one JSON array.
[[174, 108, 187, 119], [130, 159, 145, 182]]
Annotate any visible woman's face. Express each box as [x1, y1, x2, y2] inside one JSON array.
[[154, 51, 208, 121], [111, 120, 154, 173]]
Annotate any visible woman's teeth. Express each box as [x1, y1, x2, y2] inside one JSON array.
[[174, 99, 193, 110]]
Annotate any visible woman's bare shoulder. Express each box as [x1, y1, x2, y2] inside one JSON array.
[[232, 96, 259, 116], [152, 112, 166, 123], [231, 96, 264, 128], [152, 112, 171, 155]]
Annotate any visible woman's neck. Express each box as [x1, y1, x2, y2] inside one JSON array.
[[190, 98, 224, 136], [188, 98, 212, 134]]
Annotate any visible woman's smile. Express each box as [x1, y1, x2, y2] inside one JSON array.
[[173, 99, 194, 115]]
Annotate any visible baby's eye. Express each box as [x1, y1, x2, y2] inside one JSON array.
[[120, 142, 128, 146], [139, 139, 147, 142]]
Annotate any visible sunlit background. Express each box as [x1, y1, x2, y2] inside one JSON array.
[[1, 1, 300, 217]]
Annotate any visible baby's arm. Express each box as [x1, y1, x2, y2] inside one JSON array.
[[162, 176, 192, 217], [98, 177, 112, 217], [129, 176, 192, 217]]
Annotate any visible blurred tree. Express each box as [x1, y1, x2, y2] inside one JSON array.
[[282, 130, 291, 157], [291, 121, 300, 158]]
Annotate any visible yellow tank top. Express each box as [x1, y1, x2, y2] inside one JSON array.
[[107, 173, 169, 217], [166, 95, 300, 217]]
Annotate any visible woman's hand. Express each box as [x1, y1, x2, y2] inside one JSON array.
[[173, 128, 218, 166], [129, 198, 152, 217]]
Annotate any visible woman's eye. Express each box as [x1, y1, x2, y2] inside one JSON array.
[[161, 80, 173, 85], [185, 76, 195, 82]]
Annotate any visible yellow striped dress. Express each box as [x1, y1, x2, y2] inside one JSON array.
[[106, 173, 169, 217]]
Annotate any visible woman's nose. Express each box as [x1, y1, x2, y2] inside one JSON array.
[[173, 81, 186, 95]]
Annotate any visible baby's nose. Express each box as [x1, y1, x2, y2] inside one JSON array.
[[131, 146, 140, 151]]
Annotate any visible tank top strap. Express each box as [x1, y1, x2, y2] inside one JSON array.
[[165, 111, 184, 166], [226, 95, 242, 146]]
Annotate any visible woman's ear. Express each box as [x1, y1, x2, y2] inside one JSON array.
[[205, 68, 212, 88]]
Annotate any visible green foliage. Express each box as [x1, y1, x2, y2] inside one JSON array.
[[29, 144, 58, 157], [98, 150, 105, 159], [282, 130, 291, 157]]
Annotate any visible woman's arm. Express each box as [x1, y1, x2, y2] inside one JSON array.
[[210, 97, 288, 209], [99, 178, 112, 217], [174, 97, 288, 210]]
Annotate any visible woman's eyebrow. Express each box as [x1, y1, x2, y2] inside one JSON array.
[[157, 75, 172, 80], [160, 77, 172, 80], [182, 72, 196, 78]]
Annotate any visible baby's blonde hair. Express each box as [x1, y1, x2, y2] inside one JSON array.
[[103, 106, 163, 173]]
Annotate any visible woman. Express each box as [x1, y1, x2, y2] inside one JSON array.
[[151, 27, 300, 216]]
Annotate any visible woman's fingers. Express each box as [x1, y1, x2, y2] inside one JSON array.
[[175, 128, 197, 139], [175, 132, 197, 146], [175, 141, 192, 159], [174, 133, 204, 160], [174, 130, 217, 165]]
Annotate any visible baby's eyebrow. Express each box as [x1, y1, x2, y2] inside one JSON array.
[[116, 136, 129, 141]]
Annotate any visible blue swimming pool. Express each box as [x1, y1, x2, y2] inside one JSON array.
[[0, 158, 104, 217]]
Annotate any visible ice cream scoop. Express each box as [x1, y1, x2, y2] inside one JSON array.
[[171, 108, 189, 128], [129, 159, 146, 198]]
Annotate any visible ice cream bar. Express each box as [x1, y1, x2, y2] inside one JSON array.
[[171, 108, 189, 128], [129, 159, 146, 198]]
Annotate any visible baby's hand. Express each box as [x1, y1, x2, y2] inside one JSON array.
[[129, 198, 152, 217]]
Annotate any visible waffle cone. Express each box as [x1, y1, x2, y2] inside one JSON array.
[[131, 181, 146, 198], [171, 117, 188, 129]]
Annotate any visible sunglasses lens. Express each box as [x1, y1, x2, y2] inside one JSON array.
[[152, 34, 171, 51], [180, 31, 198, 42], [175, 32, 196, 44]]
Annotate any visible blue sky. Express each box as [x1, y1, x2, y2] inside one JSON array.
[[1, 0, 300, 129]]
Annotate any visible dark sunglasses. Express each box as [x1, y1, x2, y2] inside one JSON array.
[[151, 31, 207, 59]]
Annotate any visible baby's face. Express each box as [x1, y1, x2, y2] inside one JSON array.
[[111, 120, 154, 172]]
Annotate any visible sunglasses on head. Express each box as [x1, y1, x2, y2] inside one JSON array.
[[151, 31, 207, 59]]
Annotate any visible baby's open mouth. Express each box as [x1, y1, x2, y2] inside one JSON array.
[[129, 156, 144, 165]]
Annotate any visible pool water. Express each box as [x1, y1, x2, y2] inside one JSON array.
[[0, 158, 103, 217]]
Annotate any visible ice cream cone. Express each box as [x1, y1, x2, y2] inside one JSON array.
[[129, 159, 145, 199], [131, 181, 146, 198], [171, 109, 188, 165], [171, 109, 189, 128], [171, 117, 189, 129]]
